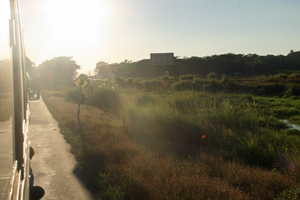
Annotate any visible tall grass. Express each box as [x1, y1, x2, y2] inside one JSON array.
[[42, 88, 300, 199], [118, 91, 300, 169]]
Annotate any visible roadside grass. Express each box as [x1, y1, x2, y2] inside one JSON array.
[[42, 88, 300, 199]]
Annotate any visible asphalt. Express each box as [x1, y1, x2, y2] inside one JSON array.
[[29, 98, 94, 200], [0, 117, 13, 200]]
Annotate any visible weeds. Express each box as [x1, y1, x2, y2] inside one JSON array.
[[41, 84, 300, 199]]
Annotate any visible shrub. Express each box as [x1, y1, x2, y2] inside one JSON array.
[[179, 74, 194, 81], [136, 94, 156, 106], [88, 88, 121, 112], [114, 76, 126, 87], [207, 72, 217, 80], [149, 80, 162, 91], [202, 81, 220, 93], [120, 103, 207, 152], [66, 88, 86, 103], [171, 81, 194, 91], [284, 84, 300, 97], [133, 79, 143, 88], [272, 107, 300, 118], [126, 78, 134, 87], [256, 75, 266, 80], [193, 78, 209, 85], [274, 73, 288, 79], [162, 76, 169, 81], [220, 74, 229, 83], [289, 73, 300, 79]]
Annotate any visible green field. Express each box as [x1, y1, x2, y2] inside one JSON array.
[[42, 75, 300, 200]]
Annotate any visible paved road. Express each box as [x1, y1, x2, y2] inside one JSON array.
[[0, 117, 13, 200], [29, 98, 94, 200]]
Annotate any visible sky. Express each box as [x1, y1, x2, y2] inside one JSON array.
[[1, 0, 300, 74]]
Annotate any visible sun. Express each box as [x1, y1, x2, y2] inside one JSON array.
[[41, 0, 112, 52]]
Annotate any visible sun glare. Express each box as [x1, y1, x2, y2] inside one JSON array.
[[42, 0, 111, 52]]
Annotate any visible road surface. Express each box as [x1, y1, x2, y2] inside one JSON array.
[[0, 117, 13, 200], [29, 98, 94, 200]]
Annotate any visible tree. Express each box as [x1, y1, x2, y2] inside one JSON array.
[[38, 56, 80, 89], [94, 61, 114, 79], [94, 61, 109, 75]]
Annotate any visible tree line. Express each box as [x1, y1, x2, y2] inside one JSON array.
[[95, 51, 300, 78], [6, 51, 298, 90]]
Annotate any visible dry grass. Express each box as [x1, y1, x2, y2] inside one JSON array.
[[42, 90, 298, 200]]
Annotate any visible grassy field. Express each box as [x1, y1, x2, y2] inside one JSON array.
[[41, 75, 300, 200]]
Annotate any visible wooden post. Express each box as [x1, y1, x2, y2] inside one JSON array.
[[77, 90, 81, 118]]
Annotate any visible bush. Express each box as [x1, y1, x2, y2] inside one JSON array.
[[149, 80, 162, 91], [162, 76, 169, 81], [135, 94, 156, 106], [289, 73, 300, 79], [179, 74, 194, 81], [66, 88, 86, 103], [207, 72, 217, 80], [202, 81, 220, 93], [120, 103, 207, 152], [284, 84, 300, 97], [114, 76, 126, 87], [126, 78, 134, 87], [133, 79, 143, 88], [273, 73, 288, 79], [193, 78, 209, 85], [88, 88, 121, 112], [171, 81, 194, 91], [272, 107, 300, 118]]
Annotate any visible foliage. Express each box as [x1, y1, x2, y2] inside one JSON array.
[[114, 76, 126, 87], [96, 51, 300, 79], [179, 74, 194, 81], [273, 73, 289, 79], [38, 56, 80, 89], [284, 84, 300, 97], [88, 88, 121, 112], [94, 61, 111, 79], [171, 81, 194, 91], [162, 75, 169, 81], [66, 88, 86, 103], [207, 72, 217, 80], [41, 72, 300, 199], [42, 88, 300, 200]]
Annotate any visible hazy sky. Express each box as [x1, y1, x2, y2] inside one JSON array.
[[1, 0, 300, 73]]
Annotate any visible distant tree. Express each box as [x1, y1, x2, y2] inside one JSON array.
[[38, 56, 80, 89], [94, 61, 111, 79], [94, 61, 109, 74]]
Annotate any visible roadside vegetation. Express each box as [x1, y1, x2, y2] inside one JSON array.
[[41, 72, 300, 200]]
